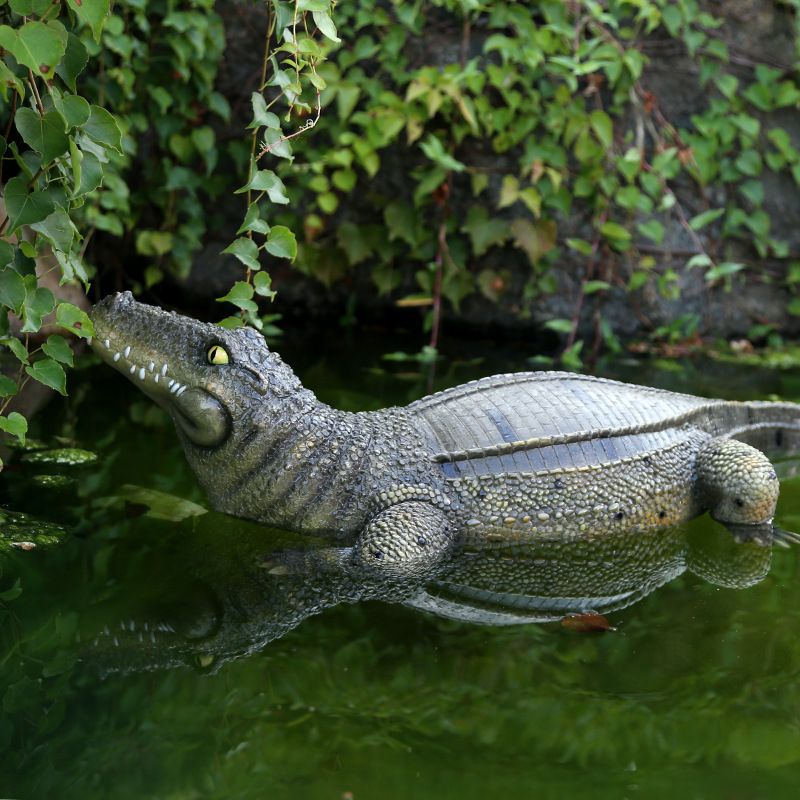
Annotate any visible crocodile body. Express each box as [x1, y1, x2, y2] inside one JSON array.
[[89, 293, 800, 578]]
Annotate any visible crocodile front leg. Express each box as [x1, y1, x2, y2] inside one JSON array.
[[263, 501, 455, 579]]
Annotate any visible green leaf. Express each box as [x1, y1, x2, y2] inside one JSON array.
[[0, 60, 25, 102], [237, 203, 272, 236], [510, 218, 557, 266], [110, 484, 207, 521], [217, 281, 258, 313], [52, 94, 91, 129], [0, 241, 14, 269], [543, 318, 573, 334], [54, 32, 89, 92], [16, 107, 70, 163], [0, 268, 27, 314], [236, 169, 290, 204], [0, 374, 18, 398], [253, 271, 276, 299], [636, 220, 664, 245], [312, 10, 341, 43], [0, 411, 26, 443], [583, 280, 610, 294], [3, 176, 55, 235], [1, 336, 29, 363], [688, 208, 725, 230], [419, 134, 466, 172], [9, 0, 53, 15], [265, 226, 297, 260], [70, 146, 104, 197], [600, 220, 632, 248], [462, 207, 509, 256], [56, 302, 94, 338], [25, 358, 67, 395], [67, 0, 111, 42], [249, 92, 281, 130], [29, 208, 76, 252], [41, 334, 74, 367], [0, 21, 66, 78], [81, 105, 123, 153], [223, 237, 261, 271], [589, 110, 613, 150], [21, 275, 56, 333]]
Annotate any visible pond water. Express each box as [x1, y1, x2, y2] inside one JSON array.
[[2, 328, 800, 799]]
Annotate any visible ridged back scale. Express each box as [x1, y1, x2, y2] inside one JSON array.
[[408, 372, 730, 479]]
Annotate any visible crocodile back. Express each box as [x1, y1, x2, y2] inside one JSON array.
[[408, 371, 727, 476]]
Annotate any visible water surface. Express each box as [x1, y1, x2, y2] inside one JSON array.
[[2, 332, 800, 799]]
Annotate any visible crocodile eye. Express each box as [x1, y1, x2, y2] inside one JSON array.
[[207, 345, 229, 365]]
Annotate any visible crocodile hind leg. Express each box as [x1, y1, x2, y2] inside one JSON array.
[[263, 501, 454, 579], [695, 437, 780, 539]]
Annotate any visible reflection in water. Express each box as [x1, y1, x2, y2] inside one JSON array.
[[83, 511, 784, 675]]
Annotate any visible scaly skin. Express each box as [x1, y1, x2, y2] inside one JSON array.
[[89, 293, 800, 579]]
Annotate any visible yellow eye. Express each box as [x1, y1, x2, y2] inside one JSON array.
[[207, 345, 229, 365]]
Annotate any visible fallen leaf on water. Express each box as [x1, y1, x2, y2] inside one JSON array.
[[561, 612, 616, 633]]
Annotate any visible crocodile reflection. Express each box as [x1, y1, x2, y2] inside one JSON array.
[[82, 512, 792, 675]]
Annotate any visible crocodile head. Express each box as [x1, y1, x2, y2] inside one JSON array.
[[89, 292, 315, 514]]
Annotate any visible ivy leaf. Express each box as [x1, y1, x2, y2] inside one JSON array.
[[462, 207, 509, 256], [688, 208, 725, 231], [236, 169, 290, 204], [67, 0, 111, 42], [14, 103, 70, 164], [9, 0, 53, 15], [42, 335, 74, 367], [312, 9, 341, 43], [56, 302, 95, 338], [0, 21, 66, 78], [222, 238, 261, 271], [21, 276, 56, 333], [55, 32, 89, 92], [71, 147, 104, 197], [510, 218, 557, 266], [52, 94, 91, 130], [0, 375, 19, 398], [25, 358, 67, 395], [3, 176, 56, 235], [419, 134, 466, 172], [248, 93, 281, 130], [264, 226, 297, 260], [217, 282, 258, 314], [0, 268, 27, 314], [0, 412, 27, 443], [237, 203, 271, 236], [81, 106, 123, 153], [253, 272, 276, 299], [30, 208, 76, 253], [1, 336, 29, 363]]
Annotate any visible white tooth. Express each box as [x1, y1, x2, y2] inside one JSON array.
[[104, 338, 111, 349], [103, 624, 110, 635], [129, 365, 136, 374], [123, 346, 131, 358], [161, 364, 168, 376], [168, 379, 175, 388], [170, 383, 181, 394], [113, 353, 121, 362], [154, 374, 159, 384], [113, 635, 119, 647], [176, 386, 186, 396], [87, 337, 93, 346], [138, 367, 146, 380], [148, 362, 155, 372]]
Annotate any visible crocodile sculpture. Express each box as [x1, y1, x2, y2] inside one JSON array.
[[89, 292, 800, 578]]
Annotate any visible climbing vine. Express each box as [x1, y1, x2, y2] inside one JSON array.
[[1, 0, 800, 453]]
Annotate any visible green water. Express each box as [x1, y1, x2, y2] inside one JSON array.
[[2, 335, 800, 799]]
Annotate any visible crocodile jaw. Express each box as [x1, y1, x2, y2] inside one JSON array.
[[89, 293, 230, 448]]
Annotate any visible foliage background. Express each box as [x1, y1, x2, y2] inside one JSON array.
[[1, 0, 800, 432]]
